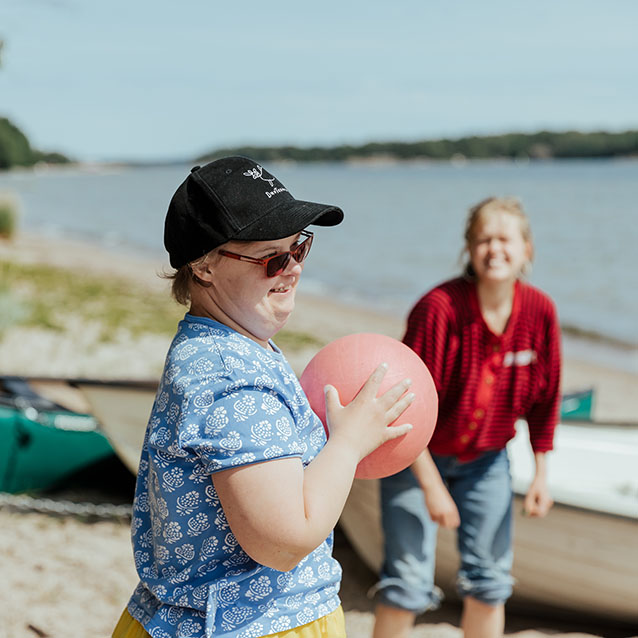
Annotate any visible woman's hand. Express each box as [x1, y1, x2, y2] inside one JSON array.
[[524, 452, 553, 517], [411, 450, 460, 529], [323, 363, 415, 463], [424, 482, 460, 529], [524, 476, 553, 517]]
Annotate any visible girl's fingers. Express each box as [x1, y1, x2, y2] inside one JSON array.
[[382, 422, 413, 442], [378, 377, 413, 406], [356, 363, 388, 400], [384, 391, 415, 424], [323, 385, 342, 415]]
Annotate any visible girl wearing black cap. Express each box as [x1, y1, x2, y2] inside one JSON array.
[[112, 157, 414, 638]]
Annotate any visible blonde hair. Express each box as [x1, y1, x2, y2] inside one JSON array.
[[461, 196, 534, 278]]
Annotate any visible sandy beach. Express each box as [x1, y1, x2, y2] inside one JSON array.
[[1, 232, 636, 638]]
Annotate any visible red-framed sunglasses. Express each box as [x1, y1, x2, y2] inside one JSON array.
[[218, 231, 314, 278]]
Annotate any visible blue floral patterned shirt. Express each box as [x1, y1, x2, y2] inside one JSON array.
[[127, 314, 342, 638]]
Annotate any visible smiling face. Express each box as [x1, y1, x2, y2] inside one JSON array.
[[468, 210, 532, 284], [189, 232, 306, 348]]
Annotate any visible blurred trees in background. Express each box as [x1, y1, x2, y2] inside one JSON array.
[[201, 130, 638, 164], [0, 117, 34, 169], [0, 118, 70, 170], [1, 119, 636, 170]]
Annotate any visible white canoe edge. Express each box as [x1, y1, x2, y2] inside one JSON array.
[[76, 383, 154, 475], [510, 420, 638, 518]]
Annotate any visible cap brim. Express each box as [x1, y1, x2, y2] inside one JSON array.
[[233, 199, 344, 242]]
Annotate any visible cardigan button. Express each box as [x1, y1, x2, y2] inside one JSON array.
[[473, 408, 485, 419], [460, 434, 470, 444], [468, 421, 478, 430]]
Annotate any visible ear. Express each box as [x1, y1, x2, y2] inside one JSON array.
[[190, 259, 215, 284], [525, 239, 534, 263]]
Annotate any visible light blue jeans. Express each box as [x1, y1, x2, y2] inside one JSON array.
[[375, 449, 514, 613]]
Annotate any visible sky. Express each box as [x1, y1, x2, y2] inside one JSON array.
[[1, 0, 637, 162]]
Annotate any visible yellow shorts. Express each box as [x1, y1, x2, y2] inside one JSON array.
[[112, 605, 346, 638]]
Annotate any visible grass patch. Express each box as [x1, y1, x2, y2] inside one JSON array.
[[0, 259, 322, 351], [0, 192, 20, 239], [274, 329, 324, 350], [1, 260, 183, 340]]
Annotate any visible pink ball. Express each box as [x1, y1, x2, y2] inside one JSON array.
[[299, 333, 438, 480]]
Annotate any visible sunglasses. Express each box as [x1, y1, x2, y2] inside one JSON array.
[[218, 231, 314, 278]]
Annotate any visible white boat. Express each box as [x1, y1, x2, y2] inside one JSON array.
[[75, 381, 638, 624]]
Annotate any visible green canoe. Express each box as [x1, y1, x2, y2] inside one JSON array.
[[560, 387, 594, 421], [0, 376, 115, 494]]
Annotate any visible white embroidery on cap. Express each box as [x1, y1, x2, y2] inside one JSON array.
[[243, 165, 275, 187], [243, 165, 289, 198]]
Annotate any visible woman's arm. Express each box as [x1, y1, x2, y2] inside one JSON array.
[[525, 301, 560, 518], [213, 364, 414, 571], [527, 301, 561, 449], [403, 293, 456, 403]]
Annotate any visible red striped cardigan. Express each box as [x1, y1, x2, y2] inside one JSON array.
[[403, 277, 561, 461]]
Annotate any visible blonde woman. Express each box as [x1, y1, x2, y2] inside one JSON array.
[[373, 197, 561, 638]]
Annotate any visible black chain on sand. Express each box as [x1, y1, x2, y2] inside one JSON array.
[[0, 491, 132, 520]]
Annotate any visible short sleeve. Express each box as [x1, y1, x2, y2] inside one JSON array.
[[178, 382, 305, 474]]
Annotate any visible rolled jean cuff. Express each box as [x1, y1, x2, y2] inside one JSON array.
[[456, 573, 514, 606], [369, 577, 444, 614]]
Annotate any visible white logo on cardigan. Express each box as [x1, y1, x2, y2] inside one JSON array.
[[503, 349, 537, 367]]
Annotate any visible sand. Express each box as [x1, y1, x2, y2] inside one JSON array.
[[1, 502, 634, 638], [1, 232, 636, 638]]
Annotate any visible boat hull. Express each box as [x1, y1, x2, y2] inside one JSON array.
[[75, 380, 157, 475], [340, 476, 638, 623]]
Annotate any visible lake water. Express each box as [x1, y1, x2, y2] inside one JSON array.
[[2, 159, 637, 371]]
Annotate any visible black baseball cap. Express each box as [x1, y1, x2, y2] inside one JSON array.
[[164, 156, 344, 269]]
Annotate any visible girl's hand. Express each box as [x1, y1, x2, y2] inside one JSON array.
[[323, 363, 415, 462]]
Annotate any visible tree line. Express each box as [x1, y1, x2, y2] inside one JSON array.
[[1, 116, 637, 171], [200, 130, 638, 164]]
